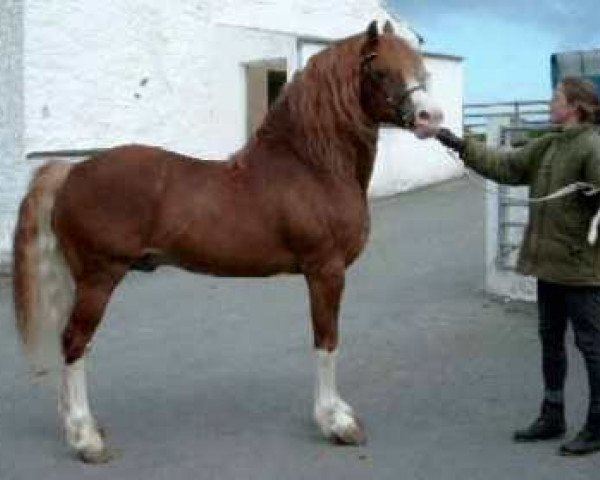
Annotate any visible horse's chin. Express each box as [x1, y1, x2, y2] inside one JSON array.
[[412, 126, 437, 140], [411, 118, 444, 139]]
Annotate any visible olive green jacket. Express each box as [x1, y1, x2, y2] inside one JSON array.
[[463, 124, 600, 285]]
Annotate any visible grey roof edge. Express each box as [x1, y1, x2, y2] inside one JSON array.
[[423, 51, 463, 62]]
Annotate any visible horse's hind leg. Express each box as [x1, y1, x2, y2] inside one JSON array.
[[305, 262, 366, 445], [59, 266, 126, 463]]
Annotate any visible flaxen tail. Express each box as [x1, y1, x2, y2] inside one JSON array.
[[13, 161, 75, 376]]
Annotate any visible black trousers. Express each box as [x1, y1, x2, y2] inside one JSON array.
[[537, 280, 600, 427]]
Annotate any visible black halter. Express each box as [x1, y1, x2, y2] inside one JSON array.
[[388, 84, 425, 128], [393, 84, 425, 106]]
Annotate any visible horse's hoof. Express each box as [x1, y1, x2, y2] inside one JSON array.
[[97, 425, 108, 440], [332, 417, 367, 446], [78, 446, 117, 464]]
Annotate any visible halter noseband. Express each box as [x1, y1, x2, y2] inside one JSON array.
[[392, 84, 424, 106], [388, 84, 425, 127]]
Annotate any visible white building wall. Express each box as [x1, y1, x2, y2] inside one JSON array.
[[213, 0, 419, 48], [205, 25, 296, 156], [24, 0, 215, 155], [0, 0, 25, 270]]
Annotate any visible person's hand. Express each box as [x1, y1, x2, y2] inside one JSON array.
[[435, 128, 465, 156]]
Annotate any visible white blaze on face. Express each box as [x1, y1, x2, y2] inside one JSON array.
[[406, 78, 444, 139]]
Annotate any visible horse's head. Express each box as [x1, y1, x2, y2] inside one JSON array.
[[359, 21, 443, 139]]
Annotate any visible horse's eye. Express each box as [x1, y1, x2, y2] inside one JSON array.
[[372, 71, 386, 82]]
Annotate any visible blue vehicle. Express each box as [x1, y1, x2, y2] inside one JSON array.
[[551, 49, 600, 92]]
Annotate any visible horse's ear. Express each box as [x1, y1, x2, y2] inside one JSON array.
[[366, 21, 378, 41], [383, 20, 394, 34]]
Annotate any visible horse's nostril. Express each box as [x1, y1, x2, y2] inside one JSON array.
[[418, 110, 430, 122]]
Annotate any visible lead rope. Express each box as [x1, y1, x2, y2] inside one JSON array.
[[529, 182, 600, 245], [442, 149, 600, 245]]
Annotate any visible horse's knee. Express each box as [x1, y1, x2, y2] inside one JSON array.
[[62, 326, 89, 364], [314, 340, 337, 352], [311, 304, 339, 351]]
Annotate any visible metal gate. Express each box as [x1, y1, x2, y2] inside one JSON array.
[[495, 125, 552, 271]]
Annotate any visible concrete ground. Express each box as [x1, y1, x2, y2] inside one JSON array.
[[0, 178, 597, 479]]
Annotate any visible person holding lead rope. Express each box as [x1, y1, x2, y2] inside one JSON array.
[[436, 76, 600, 456]]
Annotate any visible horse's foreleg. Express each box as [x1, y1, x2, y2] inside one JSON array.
[[60, 268, 125, 463], [306, 264, 366, 445]]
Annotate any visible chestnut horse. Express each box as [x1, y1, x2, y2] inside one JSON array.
[[13, 21, 442, 462]]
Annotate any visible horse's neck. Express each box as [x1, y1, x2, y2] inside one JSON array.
[[336, 134, 377, 193], [252, 99, 378, 193]]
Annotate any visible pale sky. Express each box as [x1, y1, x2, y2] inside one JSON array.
[[388, 0, 600, 103]]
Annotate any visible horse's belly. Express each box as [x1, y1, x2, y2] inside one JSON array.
[[172, 248, 299, 277], [159, 227, 299, 277]]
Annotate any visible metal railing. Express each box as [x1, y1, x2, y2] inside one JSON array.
[[464, 100, 549, 136]]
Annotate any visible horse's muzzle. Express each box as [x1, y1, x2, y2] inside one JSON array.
[[393, 85, 443, 138], [412, 105, 444, 139]]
